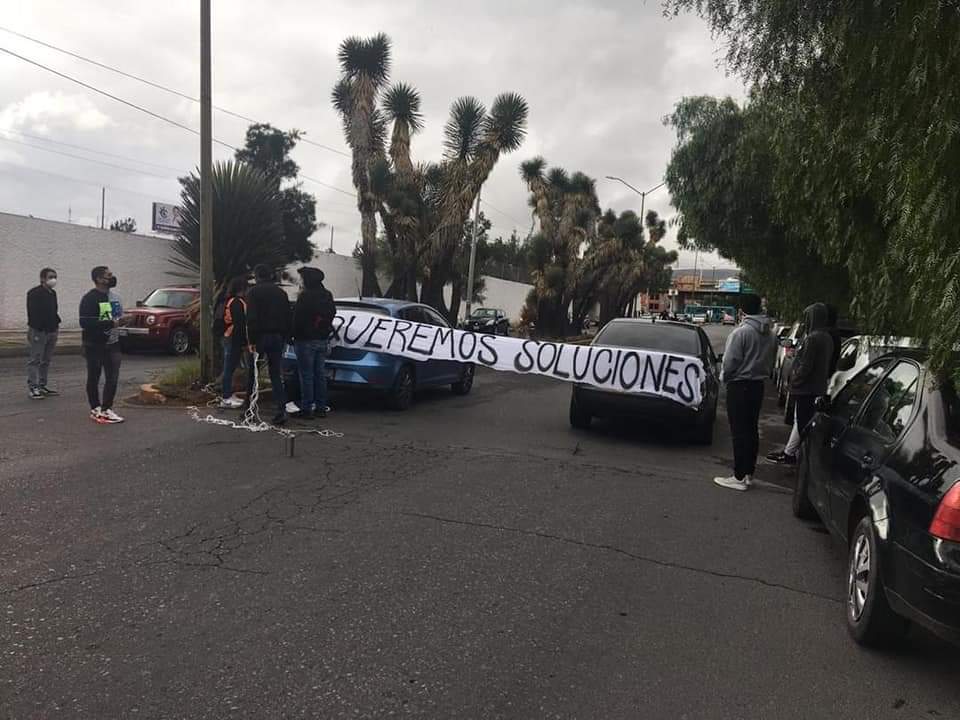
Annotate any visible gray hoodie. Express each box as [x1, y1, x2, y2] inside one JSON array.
[[722, 314, 777, 383]]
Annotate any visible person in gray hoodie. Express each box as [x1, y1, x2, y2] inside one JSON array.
[[767, 302, 835, 464], [714, 294, 778, 492]]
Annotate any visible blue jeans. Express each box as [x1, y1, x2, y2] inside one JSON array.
[[295, 339, 329, 412], [247, 334, 287, 415], [222, 339, 250, 398]]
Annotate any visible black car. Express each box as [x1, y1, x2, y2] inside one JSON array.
[[569, 319, 720, 444], [463, 308, 510, 336], [794, 351, 960, 647]]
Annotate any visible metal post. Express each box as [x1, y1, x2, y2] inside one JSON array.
[[100, 187, 105, 229], [330, 226, 335, 253], [199, 0, 215, 383], [465, 188, 482, 320]]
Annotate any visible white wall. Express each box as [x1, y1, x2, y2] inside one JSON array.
[[0, 212, 177, 331], [0, 211, 534, 330]]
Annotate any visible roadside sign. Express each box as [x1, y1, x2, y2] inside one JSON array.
[[152, 202, 182, 234]]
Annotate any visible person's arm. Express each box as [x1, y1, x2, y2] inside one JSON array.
[[790, 336, 819, 389], [231, 299, 248, 345], [292, 295, 308, 341], [26, 288, 39, 329], [721, 328, 744, 381], [245, 290, 260, 348], [78, 293, 114, 331]]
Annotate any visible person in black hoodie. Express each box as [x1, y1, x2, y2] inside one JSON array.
[[78, 266, 124, 424], [292, 267, 337, 420], [767, 302, 835, 463], [245, 264, 290, 425], [26, 267, 61, 399]]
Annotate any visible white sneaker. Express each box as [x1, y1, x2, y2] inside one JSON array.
[[90, 406, 103, 422], [100, 408, 125, 424], [285, 401, 301, 415], [713, 475, 752, 492], [220, 395, 244, 409]]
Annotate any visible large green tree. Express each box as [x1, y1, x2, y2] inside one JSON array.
[[235, 123, 316, 264], [332, 34, 393, 297], [667, 0, 960, 371]]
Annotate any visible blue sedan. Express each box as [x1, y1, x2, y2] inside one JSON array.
[[284, 298, 475, 411]]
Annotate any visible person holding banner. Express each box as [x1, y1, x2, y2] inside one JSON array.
[[714, 294, 777, 492]]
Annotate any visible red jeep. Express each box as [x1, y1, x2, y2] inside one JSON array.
[[120, 287, 199, 355]]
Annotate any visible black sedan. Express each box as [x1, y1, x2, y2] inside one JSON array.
[[462, 308, 510, 335], [794, 351, 960, 647], [569, 319, 720, 444]]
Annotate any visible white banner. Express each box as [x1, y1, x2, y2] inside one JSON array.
[[331, 310, 704, 407]]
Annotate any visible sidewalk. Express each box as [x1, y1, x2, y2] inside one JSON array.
[[0, 329, 83, 358]]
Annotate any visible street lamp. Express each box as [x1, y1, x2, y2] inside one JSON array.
[[604, 177, 666, 222]]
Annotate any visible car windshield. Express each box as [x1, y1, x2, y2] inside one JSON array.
[[142, 290, 195, 309], [336, 302, 390, 316], [595, 322, 700, 356], [471, 309, 497, 318]]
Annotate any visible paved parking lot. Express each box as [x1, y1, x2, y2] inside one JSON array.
[[1, 329, 958, 719]]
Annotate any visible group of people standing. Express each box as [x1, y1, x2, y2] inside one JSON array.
[[714, 295, 839, 492], [25, 263, 336, 429], [217, 264, 337, 427], [27, 265, 126, 424]]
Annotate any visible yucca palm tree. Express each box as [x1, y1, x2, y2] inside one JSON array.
[[170, 160, 284, 287], [332, 34, 392, 296]]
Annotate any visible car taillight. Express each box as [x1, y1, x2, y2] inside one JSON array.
[[930, 482, 960, 542]]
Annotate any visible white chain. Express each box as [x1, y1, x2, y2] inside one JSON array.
[[187, 351, 343, 438]]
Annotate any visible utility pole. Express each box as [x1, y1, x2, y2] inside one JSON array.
[[330, 226, 335, 253], [604, 177, 665, 225], [464, 188, 482, 321], [199, 0, 215, 383], [100, 187, 105, 229]]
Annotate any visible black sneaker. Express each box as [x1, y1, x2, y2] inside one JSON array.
[[29, 388, 44, 400], [39, 387, 59, 397], [272, 412, 288, 426], [316, 408, 327, 419], [766, 451, 797, 465]]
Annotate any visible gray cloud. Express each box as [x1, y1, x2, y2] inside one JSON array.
[[0, 0, 743, 266]]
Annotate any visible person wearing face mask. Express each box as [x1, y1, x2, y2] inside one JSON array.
[[26, 267, 61, 400], [78, 266, 125, 424]]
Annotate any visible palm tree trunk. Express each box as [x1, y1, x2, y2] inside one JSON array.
[[360, 208, 380, 296]]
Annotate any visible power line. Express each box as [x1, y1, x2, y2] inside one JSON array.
[[480, 198, 523, 227], [0, 25, 351, 158], [0, 127, 182, 172], [300, 174, 355, 198], [0, 135, 175, 179], [0, 45, 238, 151], [0, 161, 176, 200]]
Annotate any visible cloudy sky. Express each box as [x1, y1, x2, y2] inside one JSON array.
[[0, 0, 744, 269]]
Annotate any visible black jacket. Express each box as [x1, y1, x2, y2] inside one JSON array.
[[245, 282, 291, 345], [224, 296, 248, 348], [78, 289, 114, 345], [292, 287, 336, 342], [27, 285, 60, 332], [790, 303, 835, 397]]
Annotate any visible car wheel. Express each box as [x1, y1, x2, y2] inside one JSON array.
[[792, 445, 817, 520], [169, 327, 191, 356], [387, 365, 415, 411], [846, 515, 909, 647], [691, 408, 715, 445], [452, 364, 475, 396], [569, 392, 592, 430]]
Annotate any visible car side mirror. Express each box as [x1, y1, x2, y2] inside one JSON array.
[[136, 300, 144, 307], [814, 396, 831, 412]]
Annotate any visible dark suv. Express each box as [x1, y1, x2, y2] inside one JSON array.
[[120, 287, 198, 355]]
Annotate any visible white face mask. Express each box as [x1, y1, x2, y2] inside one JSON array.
[[45, 278, 58, 289]]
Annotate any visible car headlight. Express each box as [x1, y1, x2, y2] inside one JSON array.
[[146, 315, 157, 326]]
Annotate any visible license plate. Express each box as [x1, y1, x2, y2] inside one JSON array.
[[124, 327, 149, 335]]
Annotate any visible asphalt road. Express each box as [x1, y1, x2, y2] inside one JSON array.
[[1, 328, 958, 719]]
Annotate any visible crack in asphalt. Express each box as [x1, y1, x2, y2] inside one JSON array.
[[399, 511, 843, 605], [0, 570, 103, 596]]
